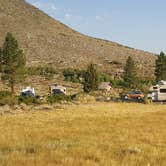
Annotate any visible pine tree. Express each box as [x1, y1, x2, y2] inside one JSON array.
[[0, 48, 2, 72], [123, 56, 138, 88], [1, 32, 26, 94], [83, 64, 99, 93], [155, 51, 166, 82]]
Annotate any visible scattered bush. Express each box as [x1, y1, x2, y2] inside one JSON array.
[[18, 96, 41, 105], [26, 66, 57, 79], [0, 91, 18, 106], [47, 94, 74, 104], [0, 91, 12, 98], [0, 97, 18, 106], [98, 73, 112, 82], [98, 73, 124, 88], [63, 68, 84, 83], [111, 79, 124, 88]]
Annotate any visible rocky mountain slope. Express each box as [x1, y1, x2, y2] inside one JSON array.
[[0, 0, 156, 77]]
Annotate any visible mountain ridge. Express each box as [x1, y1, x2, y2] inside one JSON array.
[[0, 0, 156, 77]]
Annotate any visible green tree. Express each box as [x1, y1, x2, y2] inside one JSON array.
[[83, 64, 99, 93], [0, 48, 2, 72], [123, 56, 138, 88], [155, 51, 166, 82], [1, 32, 26, 94]]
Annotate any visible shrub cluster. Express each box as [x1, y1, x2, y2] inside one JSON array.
[[47, 94, 76, 104], [18, 96, 41, 105], [0, 91, 18, 106], [63, 69, 85, 83], [98, 73, 124, 88], [26, 66, 57, 79]]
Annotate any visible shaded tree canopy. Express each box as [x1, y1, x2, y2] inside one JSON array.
[[155, 51, 166, 82], [123, 56, 138, 88], [0, 32, 26, 94], [83, 64, 99, 93]]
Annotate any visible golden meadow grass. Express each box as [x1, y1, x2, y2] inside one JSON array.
[[0, 102, 166, 166]]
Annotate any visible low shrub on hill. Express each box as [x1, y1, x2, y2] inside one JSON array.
[[98, 73, 112, 82], [26, 66, 58, 79], [63, 68, 85, 83], [18, 96, 41, 105], [47, 94, 75, 104], [98, 73, 124, 88], [0, 91, 12, 98], [0, 91, 18, 106]]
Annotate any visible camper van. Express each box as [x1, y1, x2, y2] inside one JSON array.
[[49, 85, 66, 95], [148, 81, 166, 102], [20, 87, 35, 97]]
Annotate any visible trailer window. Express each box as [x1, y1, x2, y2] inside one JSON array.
[[160, 89, 166, 93]]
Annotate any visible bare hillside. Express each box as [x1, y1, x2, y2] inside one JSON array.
[[0, 0, 156, 77]]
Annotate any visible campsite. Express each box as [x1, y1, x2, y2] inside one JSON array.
[[0, 57, 166, 165], [0, 30, 166, 166], [0, 0, 166, 165]]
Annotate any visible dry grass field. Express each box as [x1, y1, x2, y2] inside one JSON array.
[[0, 102, 166, 166]]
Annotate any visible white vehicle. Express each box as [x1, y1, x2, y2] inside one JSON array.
[[148, 81, 166, 102], [21, 87, 35, 97], [49, 85, 66, 95]]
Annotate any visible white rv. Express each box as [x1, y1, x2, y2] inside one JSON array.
[[148, 81, 166, 102], [20, 87, 36, 97], [49, 85, 66, 95]]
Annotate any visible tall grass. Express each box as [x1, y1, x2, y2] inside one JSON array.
[[0, 103, 166, 165]]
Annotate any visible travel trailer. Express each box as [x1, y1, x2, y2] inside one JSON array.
[[148, 80, 166, 102], [20, 87, 35, 97], [49, 85, 66, 95]]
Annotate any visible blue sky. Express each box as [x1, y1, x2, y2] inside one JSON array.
[[26, 0, 166, 53]]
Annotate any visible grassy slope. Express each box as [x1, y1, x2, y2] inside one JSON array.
[[0, 103, 166, 166]]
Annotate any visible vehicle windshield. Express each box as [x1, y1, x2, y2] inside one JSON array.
[[128, 91, 142, 94], [135, 91, 142, 94]]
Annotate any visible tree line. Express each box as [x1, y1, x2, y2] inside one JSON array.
[[0, 32, 166, 94], [83, 53, 166, 93], [123, 52, 166, 89]]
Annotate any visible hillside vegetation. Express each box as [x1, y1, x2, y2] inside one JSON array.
[[0, 103, 166, 165], [0, 0, 156, 77]]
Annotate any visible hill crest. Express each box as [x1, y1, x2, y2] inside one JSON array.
[[0, 0, 156, 77]]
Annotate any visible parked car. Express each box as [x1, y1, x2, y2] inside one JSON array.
[[123, 91, 144, 100]]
